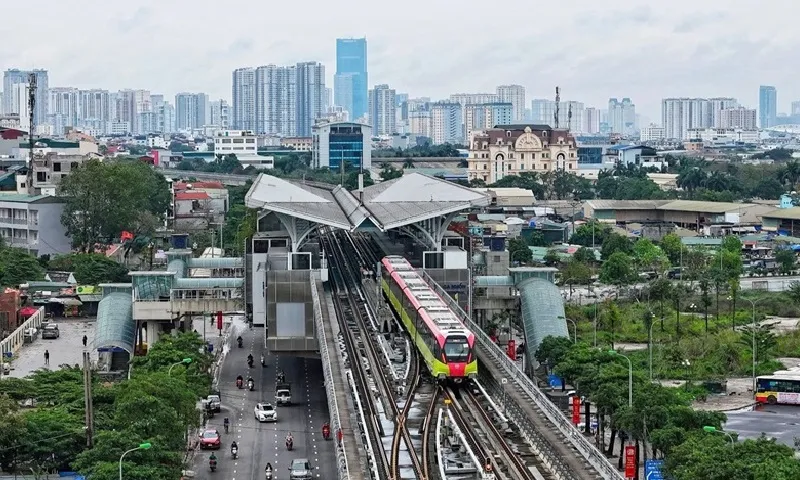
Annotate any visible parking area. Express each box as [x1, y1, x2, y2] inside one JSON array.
[[4, 318, 96, 378]]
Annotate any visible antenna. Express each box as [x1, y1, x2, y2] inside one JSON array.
[[567, 103, 573, 131], [26, 72, 36, 195], [554, 86, 560, 129]]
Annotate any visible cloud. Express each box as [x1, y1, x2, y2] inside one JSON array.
[[118, 6, 152, 33]]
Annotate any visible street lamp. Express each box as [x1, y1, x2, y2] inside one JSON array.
[[736, 297, 765, 393], [608, 350, 633, 408], [119, 442, 152, 479], [702, 426, 735, 445], [561, 317, 578, 343], [647, 311, 656, 382], [168, 358, 193, 376], [682, 359, 691, 390]]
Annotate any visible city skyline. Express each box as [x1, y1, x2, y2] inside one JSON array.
[[0, 0, 797, 120]]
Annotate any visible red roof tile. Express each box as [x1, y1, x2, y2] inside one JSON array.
[[175, 191, 211, 201]]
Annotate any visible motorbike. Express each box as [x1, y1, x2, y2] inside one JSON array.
[[209, 458, 217, 472], [277, 372, 285, 384], [265, 469, 273, 480], [261, 355, 266, 367], [247, 357, 254, 368], [224, 422, 229, 434], [248, 379, 255, 391], [236, 378, 243, 389], [237, 337, 243, 348], [323, 426, 330, 441], [286, 437, 293, 451], [231, 446, 238, 459]]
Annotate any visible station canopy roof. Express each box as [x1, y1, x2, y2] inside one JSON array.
[[245, 172, 490, 231]]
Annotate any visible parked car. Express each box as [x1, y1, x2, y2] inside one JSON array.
[[199, 429, 221, 449], [41, 323, 60, 339], [205, 394, 221, 412], [254, 402, 277, 422]]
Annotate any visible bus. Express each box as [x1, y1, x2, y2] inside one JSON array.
[[755, 374, 800, 405]]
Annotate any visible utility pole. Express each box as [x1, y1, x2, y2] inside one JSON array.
[[83, 351, 94, 447]]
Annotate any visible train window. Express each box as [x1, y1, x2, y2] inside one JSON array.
[[442, 335, 470, 363]]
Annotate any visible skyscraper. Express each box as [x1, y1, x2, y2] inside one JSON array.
[[759, 85, 777, 128], [255, 64, 297, 135], [608, 98, 636, 135], [430, 102, 463, 145], [368, 84, 396, 136], [295, 62, 326, 137], [175, 92, 209, 131], [47, 87, 80, 134], [334, 38, 368, 120], [232, 68, 257, 131], [530, 99, 584, 131], [3, 69, 48, 127], [496, 85, 526, 122], [209, 100, 230, 129]]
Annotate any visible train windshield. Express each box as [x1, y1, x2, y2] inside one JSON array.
[[443, 335, 470, 362]]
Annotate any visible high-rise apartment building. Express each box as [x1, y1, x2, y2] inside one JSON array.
[[792, 101, 800, 116], [464, 103, 513, 139], [255, 64, 296, 135], [151, 95, 175, 134], [209, 100, 230, 129], [3, 69, 48, 126], [759, 86, 777, 128], [47, 87, 80, 134], [232, 68, 257, 131], [530, 99, 584, 132], [175, 92, 208, 131], [583, 107, 601, 134], [334, 38, 368, 121], [640, 125, 665, 142], [9, 83, 31, 132], [368, 84, 396, 136], [496, 85, 526, 122], [430, 101, 463, 145], [409, 110, 431, 138], [719, 107, 757, 130], [78, 89, 112, 134], [295, 62, 326, 137], [608, 98, 636, 135], [662, 97, 744, 139]]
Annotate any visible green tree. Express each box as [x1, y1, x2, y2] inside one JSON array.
[[543, 248, 561, 267], [775, 248, 796, 274], [527, 230, 547, 247], [721, 235, 743, 254], [380, 163, 404, 181], [632, 238, 670, 274], [0, 247, 45, 287], [573, 246, 597, 264], [508, 237, 532, 264], [600, 252, 636, 285], [660, 233, 684, 266], [562, 258, 592, 287], [601, 233, 633, 261], [535, 335, 574, 372], [19, 408, 85, 471], [58, 160, 170, 251], [569, 221, 611, 247], [49, 253, 129, 285]]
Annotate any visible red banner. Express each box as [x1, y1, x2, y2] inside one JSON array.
[[507, 340, 517, 360], [624, 445, 636, 479], [571, 395, 581, 425], [216, 311, 223, 330]]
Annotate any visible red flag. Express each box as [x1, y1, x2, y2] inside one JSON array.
[[572, 395, 581, 425], [216, 311, 222, 330]]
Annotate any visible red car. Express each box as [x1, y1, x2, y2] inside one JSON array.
[[199, 429, 221, 449]]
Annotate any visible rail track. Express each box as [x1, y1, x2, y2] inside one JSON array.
[[326, 231, 427, 480]]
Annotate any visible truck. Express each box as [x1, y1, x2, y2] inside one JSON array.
[[276, 383, 292, 406]]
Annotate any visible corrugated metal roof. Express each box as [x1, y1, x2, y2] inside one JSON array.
[[658, 200, 756, 213], [761, 207, 800, 221], [586, 200, 669, 210], [94, 292, 134, 353]]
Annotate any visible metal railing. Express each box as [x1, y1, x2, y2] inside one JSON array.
[[310, 276, 351, 480], [0, 307, 46, 372], [420, 271, 625, 480]]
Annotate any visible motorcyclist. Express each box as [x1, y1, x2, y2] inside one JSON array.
[[265, 462, 273, 479], [223, 417, 230, 433], [260, 353, 266, 366], [237, 336, 243, 347], [322, 422, 330, 439], [209, 453, 218, 470], [231, 441, 238, 457], [247, 354, 254, 367], [247, 376, 255, 390], [277, 370, 285, 383], [236, 375, 244, 388], [286, 432, 294, 449]]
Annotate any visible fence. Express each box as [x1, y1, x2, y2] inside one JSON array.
[[310, 275, 351, 480], [0, 307, 45, 366], [420, 271, 625, 480]]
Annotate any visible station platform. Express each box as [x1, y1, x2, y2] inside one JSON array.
[[319, 279, 366, 480]]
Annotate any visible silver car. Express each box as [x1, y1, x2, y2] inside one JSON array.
[[288, 458, 314, 480], [254, 402, 277, 422], [41, 324, 59, 339]]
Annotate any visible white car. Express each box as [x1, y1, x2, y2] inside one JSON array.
[[254, 402, 277, 422]]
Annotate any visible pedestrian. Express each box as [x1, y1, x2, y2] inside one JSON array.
[[82, 335, 88, 347], [44, 349, 50, 365]]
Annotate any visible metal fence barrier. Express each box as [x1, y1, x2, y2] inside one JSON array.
[[421, 272, 625, 480]]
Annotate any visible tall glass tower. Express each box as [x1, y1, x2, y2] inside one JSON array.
[[759, 85, 777, 128], [334, 38, 368, 121]]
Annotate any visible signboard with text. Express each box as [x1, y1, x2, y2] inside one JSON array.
[[571, 395, 581, 425], [645, 459, 664, 480], [624, 445, 637, 479]]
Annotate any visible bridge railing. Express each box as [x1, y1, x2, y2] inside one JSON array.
[[1, 307, 46, 369], [310, 275, 351, 480], [420, 271, 625, 480]]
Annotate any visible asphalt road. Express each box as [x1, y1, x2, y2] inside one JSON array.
[[193, 327, 336, 480], [4, 318, 96, 378], [724, 404, 800, 447]]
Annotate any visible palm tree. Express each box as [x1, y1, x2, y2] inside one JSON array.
[[779, 160, 800, 190], [677, 167, 706, 198]]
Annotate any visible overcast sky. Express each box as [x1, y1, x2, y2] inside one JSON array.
[[1, 0, 797, 120]]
